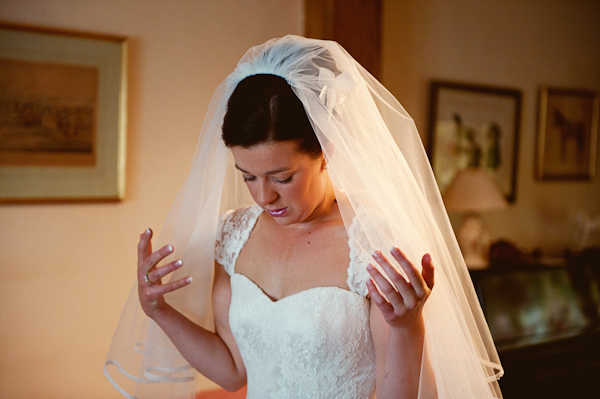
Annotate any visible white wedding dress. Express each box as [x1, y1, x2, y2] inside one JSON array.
[[215, 204, 377, 399]]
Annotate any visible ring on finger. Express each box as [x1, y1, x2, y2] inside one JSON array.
[[144, 272, 157, 285]]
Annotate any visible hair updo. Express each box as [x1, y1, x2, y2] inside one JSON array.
[[221, 74, 321, 157]]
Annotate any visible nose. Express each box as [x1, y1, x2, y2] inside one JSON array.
[[256, 180, 277, 206]]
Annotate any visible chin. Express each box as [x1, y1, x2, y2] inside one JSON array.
[[271, 214, 295, 226], [268, 211, 304, 226]]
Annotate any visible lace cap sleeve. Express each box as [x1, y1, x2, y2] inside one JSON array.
[[214, 209, 234, 273], [346, 216, 372, 298], [346, 207, 394, 298], [214, 204, 263, 276]]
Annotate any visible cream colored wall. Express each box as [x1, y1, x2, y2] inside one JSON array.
[[0, 0, 302, 397], [382, 0, 600, 256], [2, 0, 598, 397]]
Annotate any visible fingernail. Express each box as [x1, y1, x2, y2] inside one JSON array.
[[175, 259, 183, 267], [372, 250, 381, 259], [186, 277, 193, 284], [367, 263, 374, 271], [167, 245, 174, 253], [390, 246, 398, 254]]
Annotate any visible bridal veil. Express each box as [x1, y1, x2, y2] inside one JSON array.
[[105, 35, 503, 399]]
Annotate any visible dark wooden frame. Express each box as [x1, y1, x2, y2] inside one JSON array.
[[427, 81, 522, 202]]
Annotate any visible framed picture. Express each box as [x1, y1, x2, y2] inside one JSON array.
[[428, 81, 521, 202], [0, 24, 127, 202], [536, 87, 599, 180]]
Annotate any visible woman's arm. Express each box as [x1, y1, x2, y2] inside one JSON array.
[[368, 248, 435, 399], [137, 228, 246, 391]]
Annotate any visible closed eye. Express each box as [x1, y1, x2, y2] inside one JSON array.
[[241, 174, 293, 184], [274, 175, 293, 184]]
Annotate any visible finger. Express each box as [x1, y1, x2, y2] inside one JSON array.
[[372, 250, 417, 308], [139, 244, 174, 275], [149, 275, 193, 297], [421, 253, 435, 290], [137, 228, 153, 262], [367, 260, 406, 310], [390, 247, 428, 298], [366, 278, 395, 319], [145, 259, 184, 285]]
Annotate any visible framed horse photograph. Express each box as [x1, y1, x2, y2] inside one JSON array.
[[536, 87, 599, 180]]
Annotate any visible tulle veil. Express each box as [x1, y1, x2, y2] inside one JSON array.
[[104, 35, 503, 399]]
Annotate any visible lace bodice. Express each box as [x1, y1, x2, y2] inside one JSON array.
[[215, 205, 376, 399]]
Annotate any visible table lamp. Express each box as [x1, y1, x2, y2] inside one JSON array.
[[443, 167, 508, 269]]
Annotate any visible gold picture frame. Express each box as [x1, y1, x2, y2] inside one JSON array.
[[0, 23, 127, 202], [536, 87, 599, 180]]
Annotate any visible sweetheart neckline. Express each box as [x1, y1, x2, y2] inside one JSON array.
[[231, 273, 368, 304]]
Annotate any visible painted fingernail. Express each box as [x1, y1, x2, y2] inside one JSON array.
[[175, 259, 183, 267], [186, 277, 193, 284], [167, 245, 174, 253]]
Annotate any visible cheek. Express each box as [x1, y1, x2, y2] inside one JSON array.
[[292, 173, 321, 203], [244, 182, 259, 201]]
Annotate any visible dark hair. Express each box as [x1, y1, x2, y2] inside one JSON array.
[[222, 74, 321, 157]]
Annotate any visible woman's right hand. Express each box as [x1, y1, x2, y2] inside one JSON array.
[[137, 228, 192, 318]]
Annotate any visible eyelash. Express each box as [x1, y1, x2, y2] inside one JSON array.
[[275, 176, 293, 184], [242, 176, 293, 185]]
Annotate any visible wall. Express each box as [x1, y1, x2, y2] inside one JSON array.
[[0, 1, 302, 398], [382, 0, 600, 256], [1, 0, 599, 397]]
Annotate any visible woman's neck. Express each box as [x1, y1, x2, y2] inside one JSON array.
[[280, 178, 340, 236]]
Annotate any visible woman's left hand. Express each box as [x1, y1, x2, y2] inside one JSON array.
[[367, 247, 434, 330]]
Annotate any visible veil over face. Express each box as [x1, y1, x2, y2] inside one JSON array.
[[105, 35, 503, 399]]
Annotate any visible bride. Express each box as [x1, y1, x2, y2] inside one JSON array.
[[105, 36, 503, 399]]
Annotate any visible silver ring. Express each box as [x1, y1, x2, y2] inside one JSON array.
[[144, 272, 156, 285]]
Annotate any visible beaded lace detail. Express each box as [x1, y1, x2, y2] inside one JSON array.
[[214, 205, 263, 276], [215, 205, 376, 398]]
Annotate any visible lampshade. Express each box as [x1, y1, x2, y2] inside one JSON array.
[[443, 168, 508, 213], [442, 168, 508, 269]]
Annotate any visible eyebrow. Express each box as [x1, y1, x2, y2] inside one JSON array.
[[234, 164, 291, 175]]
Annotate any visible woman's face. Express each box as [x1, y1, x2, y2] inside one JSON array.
[[231, 140, 332, 226]]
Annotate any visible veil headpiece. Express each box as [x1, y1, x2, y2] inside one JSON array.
[[105, 35, 503, 399]]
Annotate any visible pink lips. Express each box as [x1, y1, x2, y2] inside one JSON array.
[[267, 207, 288, 217]]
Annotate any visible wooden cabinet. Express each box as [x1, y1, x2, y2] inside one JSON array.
[[470, 249, 600, 398]]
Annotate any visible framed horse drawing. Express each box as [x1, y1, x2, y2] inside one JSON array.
[[536, 87, 599, 180]]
